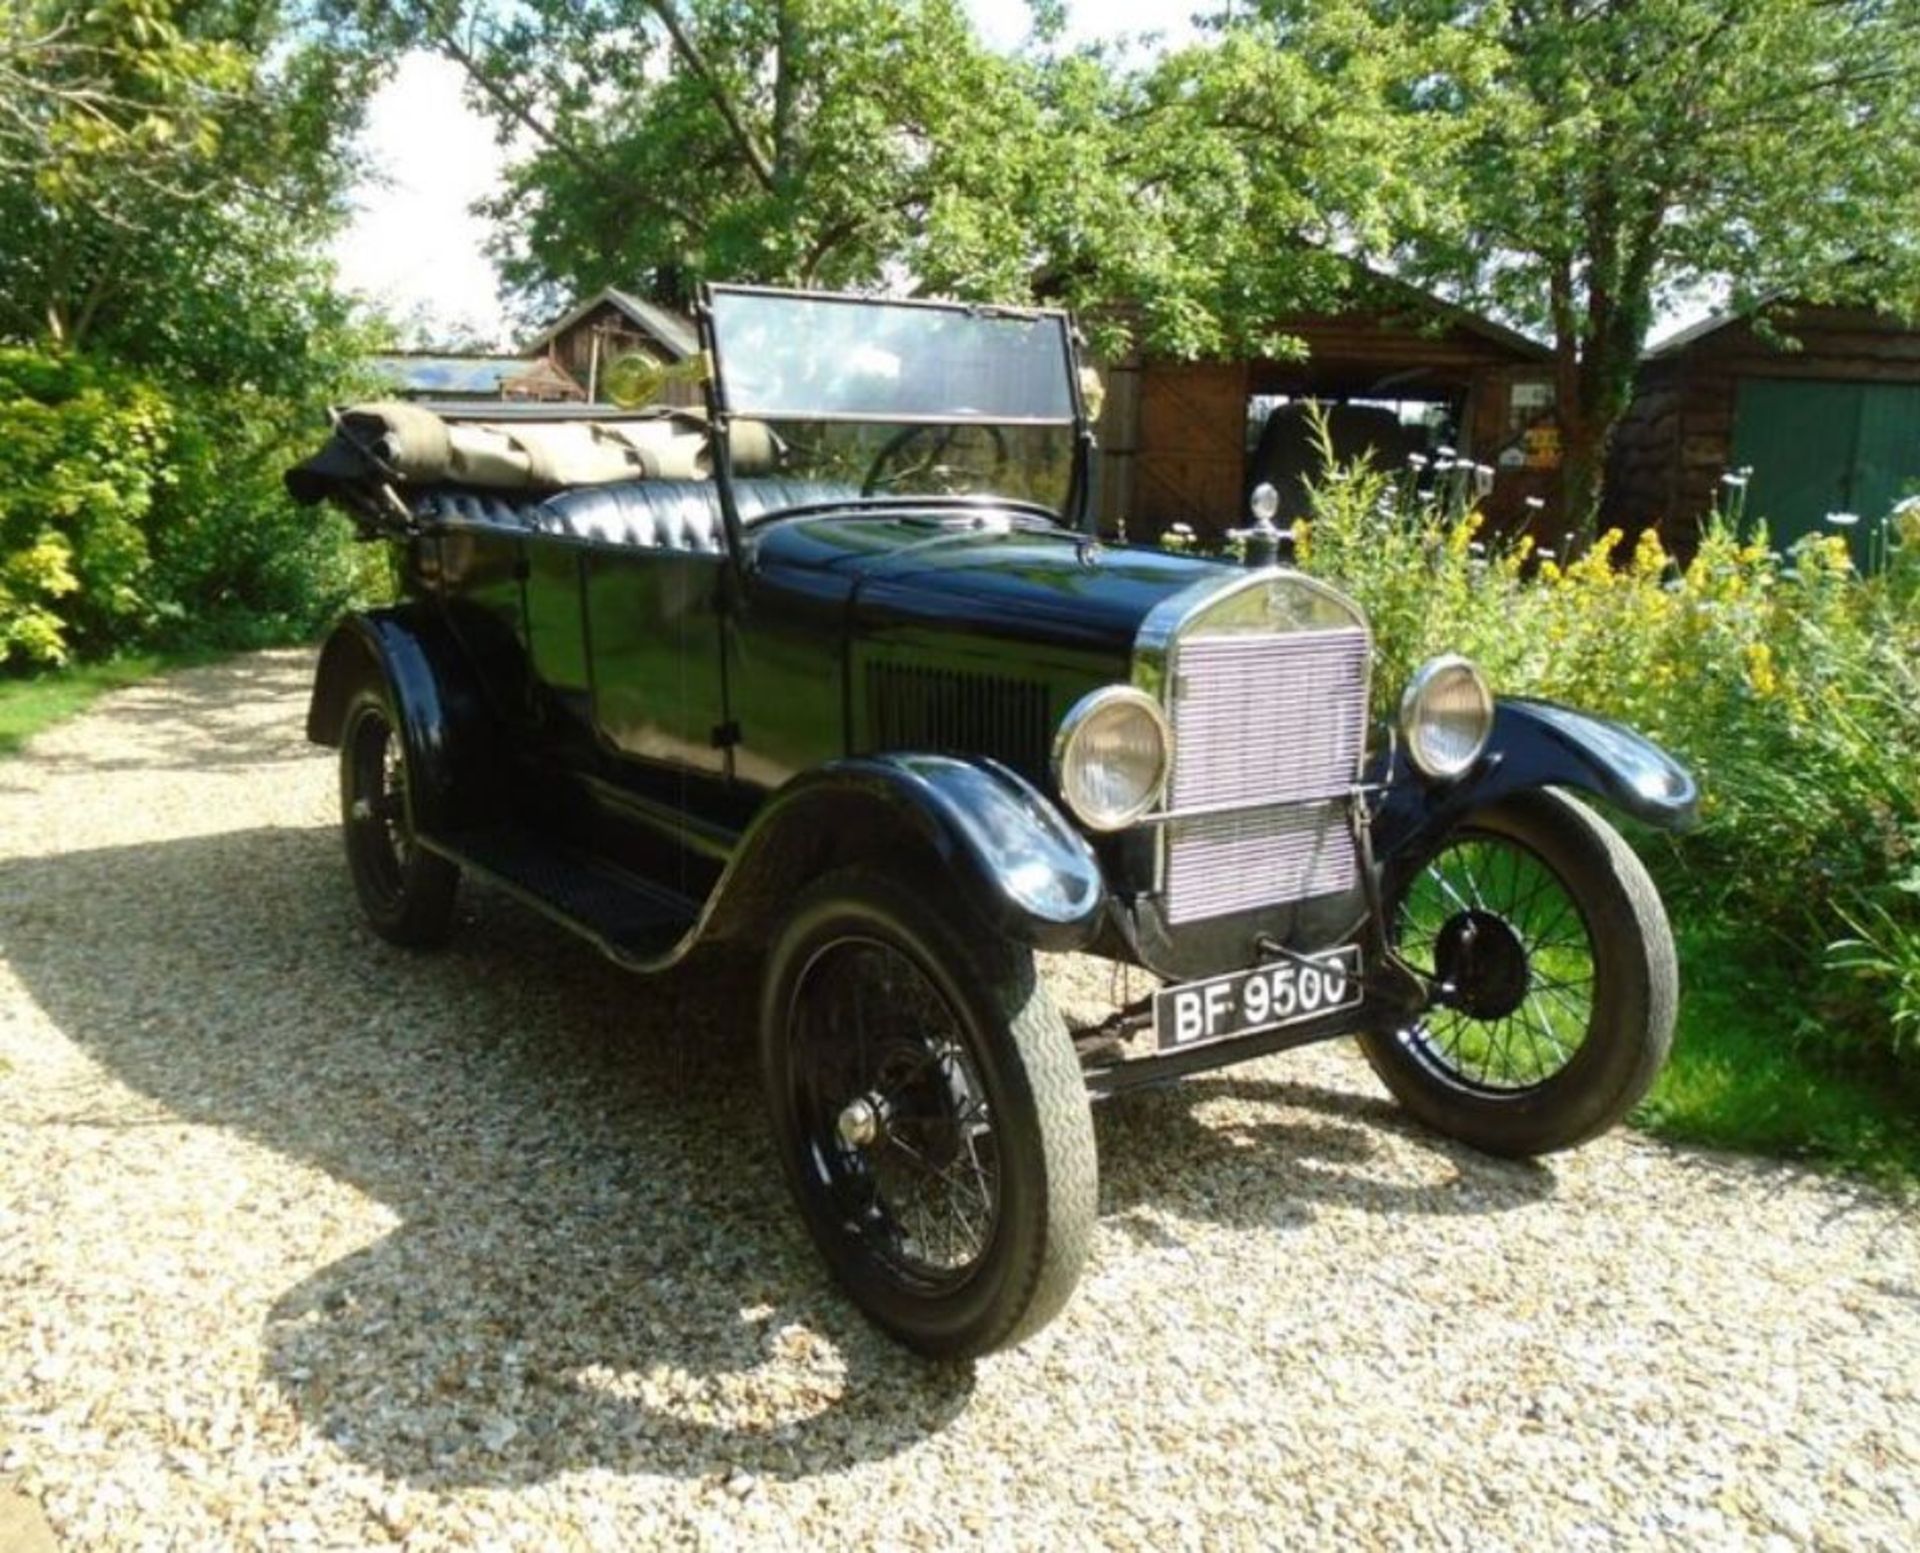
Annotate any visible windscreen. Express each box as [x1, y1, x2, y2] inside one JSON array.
[[708, 289, 1076, 423]]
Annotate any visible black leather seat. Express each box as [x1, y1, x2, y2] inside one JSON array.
[[538, 480, 728, 552], [414, 489, 551, 532], [530, 478, 862, 553], [732, 479, 864, 521], [417, 478, 862, 555]]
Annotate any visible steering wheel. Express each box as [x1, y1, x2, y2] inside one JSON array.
[[860, 422, 1011, 497]]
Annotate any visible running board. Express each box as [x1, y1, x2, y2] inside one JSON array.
[[425, 826, 700, 965]]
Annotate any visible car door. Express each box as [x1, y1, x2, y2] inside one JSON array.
[[553, 483, 733, 792], [585, 546, 729, 777]]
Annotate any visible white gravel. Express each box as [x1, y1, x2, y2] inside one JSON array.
[[1, 649, 1917, 1549]]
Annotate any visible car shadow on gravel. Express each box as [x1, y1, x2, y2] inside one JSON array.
[[1092, 1076, 1557, 1231], [2, 821, 1551, 1492], [0, 824, 971, 1488]]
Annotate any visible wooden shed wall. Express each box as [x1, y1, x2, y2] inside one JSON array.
[[1126, 361, 1250, 537], [1099, 309, 1555, 543], [549, 302, 700, 407], [1607, 305, 1920, 541]]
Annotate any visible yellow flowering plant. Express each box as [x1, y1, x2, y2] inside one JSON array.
[[1265, 436, 1920, 1067]]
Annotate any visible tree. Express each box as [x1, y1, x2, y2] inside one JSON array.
[[350, 0, 1439, 357], [1238, 0, 1920, 533], [0, 1, 377, 376], [0, 2, 385, 666], [0, 0, 236, 193]]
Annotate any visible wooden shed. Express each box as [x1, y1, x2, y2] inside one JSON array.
[[1093, 283, 1559, 545], [1607, 302, 1920, 564], [523, 286, 702, 406]]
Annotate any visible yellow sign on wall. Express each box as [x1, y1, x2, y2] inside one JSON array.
[[1523, 423, 1563, 470]]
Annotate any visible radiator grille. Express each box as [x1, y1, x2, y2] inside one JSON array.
[[1163, 626, 1369, 924], [866, 661, 1052, 781], [1164, 802, 1357, 924]]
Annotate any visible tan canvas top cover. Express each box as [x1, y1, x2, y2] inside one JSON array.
[[303, 401, 777, 494]]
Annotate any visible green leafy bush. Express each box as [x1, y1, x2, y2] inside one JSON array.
[[0, 345, 383, 670], [0, 350, 172, 665], [143, 384, 387, 652], [1292, 450, 1920, 1075]]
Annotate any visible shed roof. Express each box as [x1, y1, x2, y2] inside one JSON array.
[[1352, 271, 1553, 362], [500, 356, 586, 400], [1643, 306, 1763, 360], [371, 354, 543, 395], [524, 286, 699, 359], [1642, 286, 1920, 360]]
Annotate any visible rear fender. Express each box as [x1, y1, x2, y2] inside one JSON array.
[[307, 607, 501, 834], [704, 754, 1105, 952], [1366, 697, 1698, 888]]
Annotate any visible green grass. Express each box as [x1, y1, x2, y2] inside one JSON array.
[[0, 650, 220, 756], [1637, 919, 1920, 1190]]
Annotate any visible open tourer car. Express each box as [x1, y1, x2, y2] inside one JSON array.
[[286, 285, 1697, 1357]]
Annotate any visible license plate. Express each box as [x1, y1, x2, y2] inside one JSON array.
[[1152, 946, 1364, 1053]]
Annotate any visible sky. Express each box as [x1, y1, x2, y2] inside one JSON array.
[[328, 2, 1202, 348]]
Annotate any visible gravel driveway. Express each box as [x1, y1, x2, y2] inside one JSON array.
[[2, 651, 1916, 1549]]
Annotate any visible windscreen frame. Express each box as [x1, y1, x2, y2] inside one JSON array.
[[702, 283, 1085, 428]]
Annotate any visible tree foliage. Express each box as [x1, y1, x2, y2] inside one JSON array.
[[0, 2, 385, 668], [354, 0, 1444, 356], [0, 1, 378, 376], [0, 0, 239, 190], [1238, 0, 1920, 529], [403, 0, 1920, 523]]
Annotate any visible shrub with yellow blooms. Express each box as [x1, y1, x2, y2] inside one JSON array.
[[1269, 445, 1920, 1073]]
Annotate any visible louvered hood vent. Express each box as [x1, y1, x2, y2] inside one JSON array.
[[865, 661, 1053, 782]]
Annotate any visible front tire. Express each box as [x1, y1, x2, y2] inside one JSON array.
[[339, 686, 459, 948], [760, 867, 1097, 1358], [1359, 788, 1677, 1157]]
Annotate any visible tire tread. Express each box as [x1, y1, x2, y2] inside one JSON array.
[[1360, 788, 1677, 1157], [761, 866, 1097, 1357]]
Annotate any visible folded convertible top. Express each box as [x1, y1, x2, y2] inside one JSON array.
[[285, 401, 777, 507]]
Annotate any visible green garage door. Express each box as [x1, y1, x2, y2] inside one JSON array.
[[1731, 379, 1920, 568]]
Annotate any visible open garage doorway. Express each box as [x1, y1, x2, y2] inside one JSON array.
[[1244, 393, 1465, 523]]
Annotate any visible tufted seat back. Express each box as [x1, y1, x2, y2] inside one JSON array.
[[415, 478, 862, 556], [730, 479, 865, 522], [529, 478, 864, 554], [539, 481, 727, 553], [415, 490, 551, 532]]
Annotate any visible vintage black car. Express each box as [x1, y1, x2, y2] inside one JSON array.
[[287, 286, 1697, 1358]]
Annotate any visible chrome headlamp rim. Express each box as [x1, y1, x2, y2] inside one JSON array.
[[1051, 684, 1173, 832], [1399, 653, 1494, 781]]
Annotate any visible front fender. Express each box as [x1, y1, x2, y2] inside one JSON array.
[[1366, 697, 1698, 881], [706, 753, 1106, 952]]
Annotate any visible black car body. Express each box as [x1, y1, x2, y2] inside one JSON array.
[[290, 286, 1697, 1355]]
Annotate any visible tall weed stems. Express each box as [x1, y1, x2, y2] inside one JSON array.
[[1283, 417, 1920, 1072]]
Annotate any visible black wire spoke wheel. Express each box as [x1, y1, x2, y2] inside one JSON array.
[[788, 938, 1001, 1286], [338, 687, 458, 948], [1394, 832, 1597, 1094], [1359, 789, 1677, 1158], [346, 704, 414, 902], [761, 867, 1096, 1357]]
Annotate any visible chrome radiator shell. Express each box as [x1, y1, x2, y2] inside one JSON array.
[[1133, 570, 1372, 927]]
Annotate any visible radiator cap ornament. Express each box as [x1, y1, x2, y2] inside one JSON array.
[[1232, 482, 1290, 568]]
